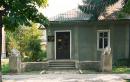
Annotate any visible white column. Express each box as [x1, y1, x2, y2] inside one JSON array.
[[1, 27, 6, 58]]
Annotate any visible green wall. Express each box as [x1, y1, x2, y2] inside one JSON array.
[[47, 20, 130, 64]]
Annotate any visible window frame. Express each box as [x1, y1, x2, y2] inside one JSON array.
[[97, 30, 110, 51]]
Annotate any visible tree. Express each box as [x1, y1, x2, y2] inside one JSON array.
[[122, 0, 130, 14], [6, 24, 46, 62], [78, 0, 119, 20], [118, 0, 130, 18], [0, 0, 49, 81]]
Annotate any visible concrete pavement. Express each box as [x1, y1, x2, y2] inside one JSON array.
[[2, 74, 130, 82]]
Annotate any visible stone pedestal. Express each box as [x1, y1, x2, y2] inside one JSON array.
[[9, 49, 21, 73], [101, 47, 112, 72]]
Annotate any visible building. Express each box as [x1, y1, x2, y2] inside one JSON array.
[[44, 0, 129, 70]]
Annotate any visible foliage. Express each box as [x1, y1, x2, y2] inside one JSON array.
[[6, 23, 46, 62], [114, 58, 129, 66], [6, 32, 19, 55], [78, 0, 118, 20], [2, 64, 10, 75], [1, 59, 9, 74], [122, 0, 130, 14], [0, 0, 48, 80], [127, 80, 130, 82], [116, 0, 130, 18], [0, 0, 49, 31], [113, 66, 130, 73]]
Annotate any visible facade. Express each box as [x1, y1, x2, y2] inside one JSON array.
[[47, 20, 130, 64], [44, 0, 129, 70]]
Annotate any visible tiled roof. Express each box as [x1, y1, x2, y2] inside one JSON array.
[[47, 8, 91, 21], [42, 0, 91, 21]]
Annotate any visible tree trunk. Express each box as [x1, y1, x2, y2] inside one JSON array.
[[0, 14, 3, 82]]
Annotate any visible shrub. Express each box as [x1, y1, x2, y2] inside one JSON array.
[[127, 80, 130, 82], [115, 58, 129, 66], [2, 64, 10, 75], [6, 23, 47, 62]]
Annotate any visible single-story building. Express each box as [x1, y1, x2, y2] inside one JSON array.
[[47, 19, 130, 61], [46, 19, 130, 70], [43, 0, 130, 70]]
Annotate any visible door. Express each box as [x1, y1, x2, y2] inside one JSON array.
[[55, 31, 71, 59]]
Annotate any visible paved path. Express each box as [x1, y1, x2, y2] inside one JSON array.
[[3, 74, 130, 82]]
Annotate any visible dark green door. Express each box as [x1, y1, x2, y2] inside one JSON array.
[[56, 32, 70, 59]]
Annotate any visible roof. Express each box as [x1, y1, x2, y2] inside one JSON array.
[[48, 8, 91, 21], [48, 19, 130, 27], [42, 0, 90, 21]]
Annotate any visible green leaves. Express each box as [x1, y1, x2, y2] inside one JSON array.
[[116, 0, 130, 18], [1, 0, 49, 30], [33, 0, 48, 7], [6, 23, 46, 62], [79, 0, 118, 20], [122, 0, 130, 14]]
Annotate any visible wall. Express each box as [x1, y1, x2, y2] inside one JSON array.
[[21, 62, 48, 72], [47, 20, 130, 64], [46, 22, 79, 60], [78, 24, 97, 61], [78, 61, 101, 71], [112, 23, 129, 64]]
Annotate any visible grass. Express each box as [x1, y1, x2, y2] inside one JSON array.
[[1, 59, 10, 75], [113, 66, 130, 73], [126, 80, 130, 82], [2, 64, 10, 75]]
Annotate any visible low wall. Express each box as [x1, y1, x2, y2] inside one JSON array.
[[78, 61, 101, 71], [21, 62, 48, 72]]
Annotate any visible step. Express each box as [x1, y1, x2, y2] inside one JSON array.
[[48, 60, 76, 62], [48, 60, 76, 69], [49, 63, 75, 65], [49, 61, 75, 64], [49, 64, 75, 66], [48, 67, 76, 69], [46, 69, 80, 74]]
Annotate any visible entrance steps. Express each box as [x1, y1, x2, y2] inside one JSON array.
[[48, 60, 76, 69], [46, 69, 80, 74]]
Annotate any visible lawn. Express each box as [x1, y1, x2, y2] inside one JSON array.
[[127, 80, 130, 82], [113, 66, 130, 74]]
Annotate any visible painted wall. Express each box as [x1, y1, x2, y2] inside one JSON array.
[[47, 23, 77, 60], [47, 20, 130, 64]]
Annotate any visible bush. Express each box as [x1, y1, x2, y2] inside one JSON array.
[[2, 64, 10, 75], [127, 80, 130, 82], [23, 51, 47, 62], [115, 58, 129, 66], [6, 23, 47, 62]]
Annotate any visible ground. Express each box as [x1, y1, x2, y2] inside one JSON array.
[[2, 59, 130, 82], [2, 70, 130, 82]]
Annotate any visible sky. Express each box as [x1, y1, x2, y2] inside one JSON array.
[[41, 0, 82, 18], [40, 0, 123, 19]]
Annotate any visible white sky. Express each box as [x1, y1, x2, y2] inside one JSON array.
[[41, 0, 81, 18], [40, 0, 123, 19]]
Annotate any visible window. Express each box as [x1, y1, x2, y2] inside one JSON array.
[[97, 30, 110, 50]]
